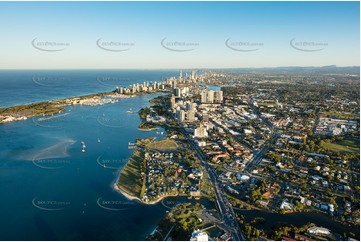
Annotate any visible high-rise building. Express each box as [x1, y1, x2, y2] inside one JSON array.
[[194, 125, 208, 138], [191, 70, 196, 80], [186, 101, 192, 111], [201, 92, 207, 103], [187, 110, 195, 122], [202, 113, 209, 122], [192, 102, 197, 110], [170, 94, 175, 109], [174, 88, 181, 97], [176, 110, 185, 122], [186, 102, 197, 111], [171, 80, 177, 89], [207, 90, 214, 103], [215, 90, 223, 103], [141, 85, 148, 92]]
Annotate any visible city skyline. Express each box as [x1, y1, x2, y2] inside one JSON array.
[[0, 1, 359, 69]]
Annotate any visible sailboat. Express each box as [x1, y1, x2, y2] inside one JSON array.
[[97, 138, 101, 143]]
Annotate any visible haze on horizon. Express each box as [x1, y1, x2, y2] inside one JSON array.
[[0, 1, 359, 69]]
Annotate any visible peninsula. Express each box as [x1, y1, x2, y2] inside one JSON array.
[[0, 79, 170, 124]]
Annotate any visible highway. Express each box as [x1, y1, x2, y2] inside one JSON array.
[[180, 128, 245, 241]]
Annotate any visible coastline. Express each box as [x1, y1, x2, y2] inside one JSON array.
[[0, 91, 113, 124], [6, 84, 175, 205], [0, 90, 168, 124], [113, 182, 180, 205], [113, 140, 181, 205], [138, 127, 158, 131], [113, 183, 143, 203]]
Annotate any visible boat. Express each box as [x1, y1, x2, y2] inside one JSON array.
[[126, 108, 135, 114], [81, 141, 86, 152], [128, 141, 136, 149], [97, 138, 100, 143]]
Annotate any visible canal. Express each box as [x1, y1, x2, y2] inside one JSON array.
[[235, 209, 360, 238]]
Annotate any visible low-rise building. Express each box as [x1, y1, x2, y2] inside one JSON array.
[[307, 226, 330, 236]]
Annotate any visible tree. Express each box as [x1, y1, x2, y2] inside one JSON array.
[[215, 165, 223, 172], [140, 178, 146, 197], [269, 153, 281, 163]]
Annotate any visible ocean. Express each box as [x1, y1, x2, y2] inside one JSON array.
[[0, 70, 191, 240], [0, 69, 192, 108]]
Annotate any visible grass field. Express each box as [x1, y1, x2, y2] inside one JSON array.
[[322, 139, 360, 154], [321, 111, 359, 120], [258, 102, 276, 107], [117, 150, 143, 197], [147, 139, 178, 151]]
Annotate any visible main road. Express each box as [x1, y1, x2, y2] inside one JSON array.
[[244, 96, 279, 173], [180, 128, 245, 241]]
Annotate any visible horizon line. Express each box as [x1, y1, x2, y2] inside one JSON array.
[[0, 65, 359, 71]]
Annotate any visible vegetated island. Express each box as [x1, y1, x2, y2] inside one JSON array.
[[0, 89, 167, 124], [0, 91, 127, 124]]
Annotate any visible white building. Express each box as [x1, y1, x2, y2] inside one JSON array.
[[280, 200, 294, 210], [207, 90, 214, 103], [194, 125, 208, 138], [190, 229, 208, 241], [170, 94, 175, 109], [307, 226, 331, 236], [201, 92, 207, 103], [187, 110, 195, 122], [236, 174, 250, 182]]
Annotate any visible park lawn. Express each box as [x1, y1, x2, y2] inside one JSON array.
[[322, 139, 360, 154], [117, 149, 144, 197], [148, 139, 178, 151], [321, 111, 359, 120]]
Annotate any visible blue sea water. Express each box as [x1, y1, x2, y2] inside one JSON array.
[[0, 70, 189, 108], [0, 70, 196, 240]]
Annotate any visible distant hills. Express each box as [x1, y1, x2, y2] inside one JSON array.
[[205, 66, 360, 75]]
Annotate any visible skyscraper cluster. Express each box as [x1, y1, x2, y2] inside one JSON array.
[[201, 90, 223, 104]]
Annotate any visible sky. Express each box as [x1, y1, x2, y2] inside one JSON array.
[[0, 1, 359, 69]]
